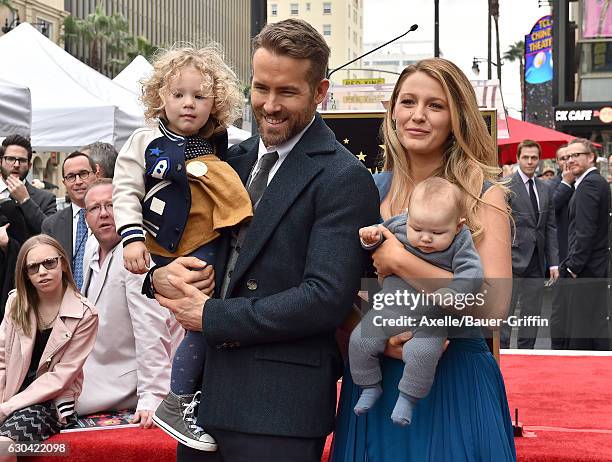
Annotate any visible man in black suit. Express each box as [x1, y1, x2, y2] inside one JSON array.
[[0, 220, 18, 317], [608, 153, 612, 280], [560, 138, 610, 350], [42, 151, 98, 290], [549, 145, 575, 349], [149, 19, 379, 462], [0, 203, 27, 318], [1, 135, 56, 237], [501, 139, 559, 349]]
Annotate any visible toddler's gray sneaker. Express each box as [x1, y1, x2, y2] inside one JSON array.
[[153, 391, 217, 451]]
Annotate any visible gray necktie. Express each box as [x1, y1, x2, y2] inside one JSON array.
[[248, 151, 279, 209], [220, 151, 279, 298]]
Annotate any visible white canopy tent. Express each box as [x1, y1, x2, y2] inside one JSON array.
[[0, 78, 31, 138], [113, 54, 151, 98], [114, 55, 251, 146], [0, 23, 143, 151]]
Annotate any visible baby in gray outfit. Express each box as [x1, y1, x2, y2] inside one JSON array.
[[349, 177, 483, 426]]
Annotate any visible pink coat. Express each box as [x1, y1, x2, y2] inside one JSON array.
[[0, 288, 98, 423]]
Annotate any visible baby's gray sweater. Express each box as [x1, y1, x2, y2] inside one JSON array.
[[366, 213, 483, 297]]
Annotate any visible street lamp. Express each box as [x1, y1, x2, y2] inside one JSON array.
[[2, 15, 49, 36], [2, 15, 19, 34], [472, 57, 502, 77]]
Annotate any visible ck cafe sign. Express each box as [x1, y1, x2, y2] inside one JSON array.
[[555, 106, 612, 126]]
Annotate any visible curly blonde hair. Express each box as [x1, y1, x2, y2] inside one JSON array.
[[141, 43, 244, 137], [382, 58, 509, 242]]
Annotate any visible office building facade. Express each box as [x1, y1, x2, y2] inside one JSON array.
[[64, 0, 252, 83], [0, 0, 67, 43], [267, 0, 364, 83]]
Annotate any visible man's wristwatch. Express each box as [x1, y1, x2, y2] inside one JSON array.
[[142, 266, 159, 299]]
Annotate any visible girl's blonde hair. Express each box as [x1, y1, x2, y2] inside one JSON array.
[[11, 235, 76, 337], [141, 43, 244, 138], [382, 57, 508, 241]]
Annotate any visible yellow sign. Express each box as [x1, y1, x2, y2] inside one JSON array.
[[342, 95, 383, 104], [342, 78, 385, 85]]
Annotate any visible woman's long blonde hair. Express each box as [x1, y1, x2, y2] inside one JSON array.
[[382, 58, 508, 241], [11, 235, 76, 337]]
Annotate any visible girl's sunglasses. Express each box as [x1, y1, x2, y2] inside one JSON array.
[[26, 256, 62, 275]]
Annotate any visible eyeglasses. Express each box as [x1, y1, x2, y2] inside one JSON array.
[[25, 256, 62, 275], [64, 170, 93, 183], [567, 152, 591, 159], [557, 155, 570, 162], [86, 203, 114, 216], [1, 156, 29, 165]]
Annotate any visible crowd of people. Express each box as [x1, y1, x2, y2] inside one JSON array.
[[502, 138, 611, 350], [0, 16, 610, 462]]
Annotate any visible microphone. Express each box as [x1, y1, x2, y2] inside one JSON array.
[[326, 25, 420, 80]]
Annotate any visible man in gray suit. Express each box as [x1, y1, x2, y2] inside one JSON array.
[[501, 139, 559, 349], [78, 179, 182, 426], [1, 135, 56, 237], [42, 151, 98, 289]]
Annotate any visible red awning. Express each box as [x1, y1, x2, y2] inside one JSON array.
[[498, 117, 575, 165]]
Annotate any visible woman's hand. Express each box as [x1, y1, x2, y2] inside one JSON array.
[[383, 331, 413, 359], [371, 226, 405, 278]]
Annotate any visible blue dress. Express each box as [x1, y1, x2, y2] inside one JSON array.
[[331, 173, 516, 462]]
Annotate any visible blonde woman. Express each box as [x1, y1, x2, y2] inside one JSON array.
[[0, 235, 98, 457], [332, 58, 516, 461]]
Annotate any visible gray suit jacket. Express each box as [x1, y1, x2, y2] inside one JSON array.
[[508, 171, 559, 275], [77, 244, 182, 414], [42, 206, 74, 267]]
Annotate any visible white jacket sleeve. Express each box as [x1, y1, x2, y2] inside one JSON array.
[[112, 127, 154, 247]]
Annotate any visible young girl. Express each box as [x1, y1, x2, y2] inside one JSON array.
[[112, 45, 252, 451], [0, 235, 98, 456]]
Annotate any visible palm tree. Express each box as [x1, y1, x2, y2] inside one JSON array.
[[123, 35, 157, 66], [504, 40, 525, 118], [490, 0, 502, 83], [63, 2, 134, 76], [107, 35, 157, 73]]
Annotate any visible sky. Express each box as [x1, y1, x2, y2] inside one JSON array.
[[363, 0, 552, 118]]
